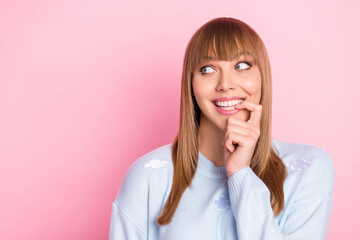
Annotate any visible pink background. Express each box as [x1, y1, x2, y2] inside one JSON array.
[[0, 0, 359, 239]]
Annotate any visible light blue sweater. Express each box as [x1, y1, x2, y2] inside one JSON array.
[[109, 139, 335, 239]]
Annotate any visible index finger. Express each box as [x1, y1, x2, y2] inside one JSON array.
[[235, 100, 262, 126]]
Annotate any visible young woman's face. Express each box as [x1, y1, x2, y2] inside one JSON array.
[[192, 53, 262, 130]]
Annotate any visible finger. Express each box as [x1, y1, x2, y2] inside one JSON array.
[[235, 100, 262, 126], [224, 128, 259, 152], [225, 125, 258, 139], [226, 117, 249, 130], [224, 132, 250, 153], [224, 131, 259, 151], [224, 133, 236, 152], [224, 132, 249, 153]]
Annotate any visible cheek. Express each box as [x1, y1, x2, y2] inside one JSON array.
[[192, 79, 211, 100], [243, 73, 262, 94]]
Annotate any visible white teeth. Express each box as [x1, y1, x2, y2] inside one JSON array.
[[215, 99, 243, 107], [221, 106, 235, 110]]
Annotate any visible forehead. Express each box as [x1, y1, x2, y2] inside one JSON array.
[[200, 50, 254, 62]]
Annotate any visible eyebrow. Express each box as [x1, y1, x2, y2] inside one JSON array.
[[201, 50, 253, 61]]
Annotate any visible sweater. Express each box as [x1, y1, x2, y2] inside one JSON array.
[[109, 138, 335, 239]]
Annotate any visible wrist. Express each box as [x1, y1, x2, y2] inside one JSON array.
[[227, 166, 250, 179]]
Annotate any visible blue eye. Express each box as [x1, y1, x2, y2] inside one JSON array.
[[235, 62, 252, 70], [200, 66, 215, 74]]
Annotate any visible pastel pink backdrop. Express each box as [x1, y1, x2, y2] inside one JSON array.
[[0, 0, 359, 239]]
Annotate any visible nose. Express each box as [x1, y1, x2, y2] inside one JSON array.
[[215, 69, 237, 92]]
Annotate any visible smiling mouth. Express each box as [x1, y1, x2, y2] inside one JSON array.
[[212, 99, 244, 109]]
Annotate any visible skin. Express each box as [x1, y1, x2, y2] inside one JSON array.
[[192, 53, 263, 179]]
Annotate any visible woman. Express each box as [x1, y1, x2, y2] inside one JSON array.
[[109, 17, 334, 239]]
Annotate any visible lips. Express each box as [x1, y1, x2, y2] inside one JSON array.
[[212, 102, 241, 115]]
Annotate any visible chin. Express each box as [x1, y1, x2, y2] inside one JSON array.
[[216, 120, 227, 132], [222, 111, 249, 123]]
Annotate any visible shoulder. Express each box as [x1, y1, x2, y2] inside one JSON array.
[[110, 143, 173, 235], [112, 143, 173, 231], [123, 143, 173, 181], [272, 138, 335, 195], [113, 142, 173, 207]]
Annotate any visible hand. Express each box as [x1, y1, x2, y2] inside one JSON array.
[[223, 100, 262, 179]]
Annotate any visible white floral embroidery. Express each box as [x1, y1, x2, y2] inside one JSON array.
[[144, 159, 169, 169], [287, 158, 312, 171], [214, 194, 231, 211]]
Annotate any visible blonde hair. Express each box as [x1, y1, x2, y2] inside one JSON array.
[[156, 17, 287, 225]]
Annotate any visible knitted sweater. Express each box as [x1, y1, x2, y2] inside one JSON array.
[[109, 139, 335, 239]]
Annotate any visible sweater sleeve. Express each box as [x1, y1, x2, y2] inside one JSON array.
[[108, 160, 150, 240], [227, 153, 334, 240], [109, 202, 147, 240]]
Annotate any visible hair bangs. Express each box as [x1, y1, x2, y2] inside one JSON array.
[[191, 22, 259, 72]]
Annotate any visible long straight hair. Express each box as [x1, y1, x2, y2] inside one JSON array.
[[156, 17, 287, 225]]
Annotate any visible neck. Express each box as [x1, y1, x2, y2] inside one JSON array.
[[197, 115, 225, 167]]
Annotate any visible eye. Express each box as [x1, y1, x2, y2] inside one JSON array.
[[200, 66, 215, 75], [235, 62, 252, 70]]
